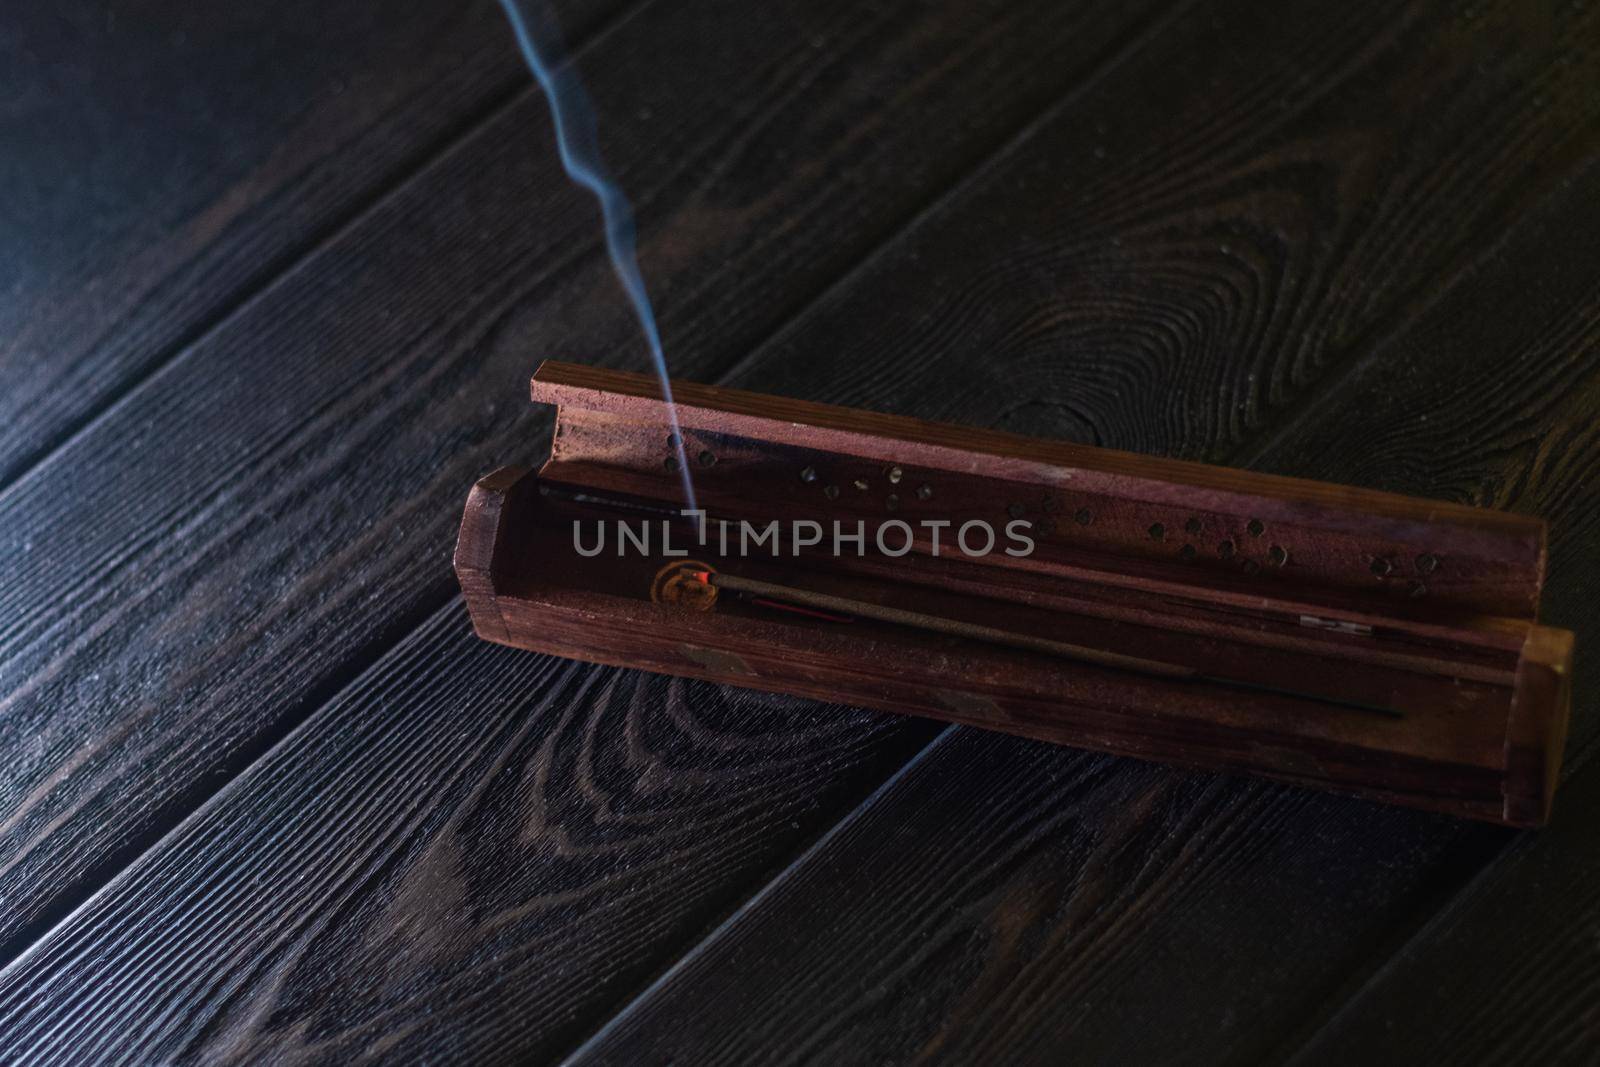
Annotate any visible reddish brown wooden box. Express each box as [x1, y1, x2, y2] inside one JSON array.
[[456, 360, 1574, 827]]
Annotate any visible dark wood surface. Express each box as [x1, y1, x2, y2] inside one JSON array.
[[0, 0, 620, 488], [0, 0, 1171, 959], [0, 0, 1595, 1062]]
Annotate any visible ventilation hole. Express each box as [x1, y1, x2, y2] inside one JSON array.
[[1148, 523, 1165, 541], [1218, 540, 1235, 559], [1247, 519, 1264, 537], [1268, 545, 1288, 567]]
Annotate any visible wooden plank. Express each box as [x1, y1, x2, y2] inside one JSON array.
[[3, 0, 1593, 1059], [1289, 760, 1600, 1065], [0, 0, 623, 489], [0, 608, 931, 1064], [1262, 169, 1600, 1067], [568, 732, 1503, 1065], [0, 0, 1177, 966], [721, 1, 1600, 469], [563, 48, 1600, 1067]]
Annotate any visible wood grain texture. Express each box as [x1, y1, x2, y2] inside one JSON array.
[[567, 34, 1600, 1067], [571, 730, 1504, 1066], [0, 0, 619, 488], [1290, 760, 1600, 1066], [0, 0, 1174, 974], [719, 0, 1600, 467], [0, 606, 932, 1064], [1, 0, 1594, 1059], [1262, 158, 1600, 762], [1267, 162, 1600, 1066]]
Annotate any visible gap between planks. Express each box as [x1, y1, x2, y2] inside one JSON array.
[[0, 0, 1191, 976], [548, 148, 1600, 1067], [0, 0, 656, 967], [1275, 727, 1600, 1063], [1231, 149, 1600, 474], [0, 0, 654, 504], [6, 0, 1593, 1046], [555, 725, 963, 1067]]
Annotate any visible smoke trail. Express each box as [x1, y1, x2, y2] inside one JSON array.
[[496, 0, 698, 511]]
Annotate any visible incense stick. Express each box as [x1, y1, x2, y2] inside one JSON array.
[[699, 571, 1403, 719]]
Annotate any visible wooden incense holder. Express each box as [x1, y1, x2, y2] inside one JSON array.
[[456, 360, 1574, 827]]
